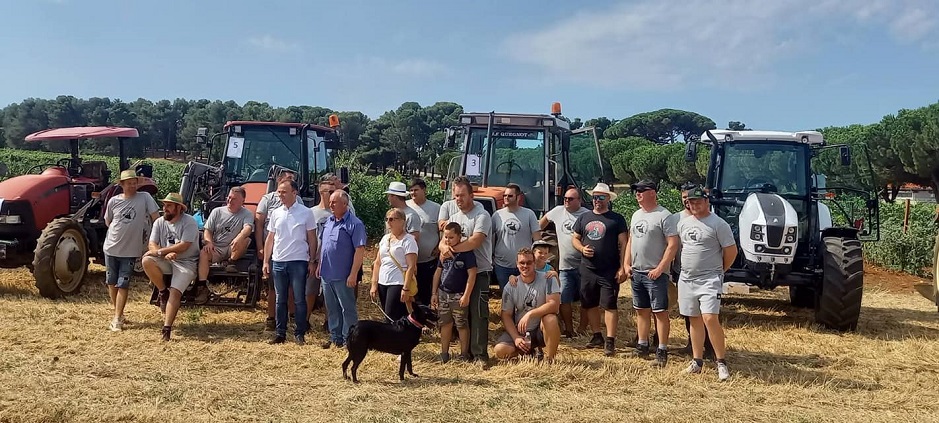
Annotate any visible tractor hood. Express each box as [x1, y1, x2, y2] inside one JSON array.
[[0, 174, 69, 200]]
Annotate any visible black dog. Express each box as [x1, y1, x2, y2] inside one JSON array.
[[342, 304, 439, 383]]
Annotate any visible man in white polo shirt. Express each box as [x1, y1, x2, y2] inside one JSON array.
[[263, 180, 318, 345]]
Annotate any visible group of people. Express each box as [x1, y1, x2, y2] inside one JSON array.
[[100, 168, 737, 380]]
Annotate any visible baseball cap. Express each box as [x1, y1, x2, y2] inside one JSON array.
[[686, 187, 707, 199], [630, 179, 658, 192]]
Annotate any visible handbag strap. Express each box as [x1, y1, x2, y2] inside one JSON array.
[[385, 237, 408, 274]]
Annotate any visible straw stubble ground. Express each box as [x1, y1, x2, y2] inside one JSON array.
[[0, 262, 937, 423]]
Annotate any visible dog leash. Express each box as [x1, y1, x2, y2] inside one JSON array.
[[369, 297, 396, 322]]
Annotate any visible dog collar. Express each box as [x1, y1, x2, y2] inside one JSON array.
[[407, 316, 424, 329]]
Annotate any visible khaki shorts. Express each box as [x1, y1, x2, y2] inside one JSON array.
[[145, 256, 197, 292], [437, 290, 468, 328], [209, 244, 232, 262]]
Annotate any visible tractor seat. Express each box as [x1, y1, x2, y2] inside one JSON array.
[[80, 161, 110, 187]]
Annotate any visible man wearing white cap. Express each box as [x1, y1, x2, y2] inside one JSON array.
[[385, 181, 422, 244], [572, 182, 628, 357]]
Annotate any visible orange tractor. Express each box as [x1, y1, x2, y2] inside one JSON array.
[[0, 127, 157, 297]]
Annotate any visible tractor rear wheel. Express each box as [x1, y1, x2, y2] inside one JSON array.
[[815, 236, 863, 331], [788, 285, 816, 308], [32, 217, 89, 298]]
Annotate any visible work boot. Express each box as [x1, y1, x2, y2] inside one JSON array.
[[161, 325, 172, 342]]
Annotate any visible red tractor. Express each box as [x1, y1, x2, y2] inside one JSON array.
[[0, 126, 157, 297]]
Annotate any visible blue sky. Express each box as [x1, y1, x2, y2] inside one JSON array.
[[2, 0, 938, 131]]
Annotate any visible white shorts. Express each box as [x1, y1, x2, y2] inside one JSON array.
[[145, 256, 197, 292], [678, 273, 723, 316]]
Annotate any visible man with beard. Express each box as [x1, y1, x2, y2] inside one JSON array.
[[491, 183, 541, 290], [540, 187, 590, 338]]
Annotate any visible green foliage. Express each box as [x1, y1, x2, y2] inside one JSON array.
[[0, 148, 185, 197], [611, 186, 685, 218], [347, 170, 445, 239], [605, 109, 716, 143], [863, 201, 936, 276]]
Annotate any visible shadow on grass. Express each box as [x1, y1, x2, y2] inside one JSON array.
[[728, 348, 884, 391]]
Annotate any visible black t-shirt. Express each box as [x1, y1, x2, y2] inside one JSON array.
[[572, 210, 628, 272], [438, 251, 477, 294]]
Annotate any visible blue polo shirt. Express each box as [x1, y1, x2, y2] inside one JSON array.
[[319, 210, 368, 281]]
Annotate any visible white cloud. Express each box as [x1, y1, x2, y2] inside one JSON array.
[[247, 35, 299, 52], [350, 57, 450, 78], [502, 0, 939, 89]]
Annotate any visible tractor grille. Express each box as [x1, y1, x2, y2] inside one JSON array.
[[766, 225, 784, 247], [0, 200, 37, 239]]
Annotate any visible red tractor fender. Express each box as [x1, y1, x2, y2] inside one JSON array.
[[0, 173, 71, 231]]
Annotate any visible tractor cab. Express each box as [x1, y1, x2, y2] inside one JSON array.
[[685, 129, 880, 331], [443, 102, 605, 216]]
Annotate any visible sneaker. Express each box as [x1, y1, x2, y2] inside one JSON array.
[[586, 333, 604, 349], [194, 286, 209, 305], [269, 336, 286, 345], [158, 290, 169, 314], [653, 348, 668, 367], [603, 337, 616, 357], [439, 352, 451, 363], [108, 317, 122, 332], [631, 343, 651, 358], [265, 317, 275, 331], [161, 326, 172, 342], [717, 362, 731, 381], [294, 334, 305, 346], [685, 360, 702, 374]]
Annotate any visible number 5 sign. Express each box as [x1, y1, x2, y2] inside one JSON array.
[[226, 136, 245, 158], [465, 154, 481, 176]]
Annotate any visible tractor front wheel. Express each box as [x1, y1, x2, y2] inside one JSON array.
[[32, 218, 89, 298], [814, 236, 864, 331]]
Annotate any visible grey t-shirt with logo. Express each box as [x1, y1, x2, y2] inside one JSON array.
[[677, 213, 735, 280], [104, 193, 159, 258], [501, 271, 560, 332], [666, 210, 692, 275], [440, 200, 493, 272], [492, 207, 540, 268], [407, 198, 441, 264], [205, 206, 255, 246], [544, 205, 589, 270], [629, 205, 678, 272], [149, 214, 201, 264]]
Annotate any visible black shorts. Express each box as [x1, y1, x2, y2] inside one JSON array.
[[580, 266, 619, 310]]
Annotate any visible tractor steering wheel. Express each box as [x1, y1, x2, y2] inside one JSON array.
[[495, 160, 524, 176], [745, 177, 778, 193]]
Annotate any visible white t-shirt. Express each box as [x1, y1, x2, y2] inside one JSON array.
[[267, 201, 317, 262], [377, 233, 419, 286]]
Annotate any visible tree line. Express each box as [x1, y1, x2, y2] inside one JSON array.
[[2, 95, 937, 199]]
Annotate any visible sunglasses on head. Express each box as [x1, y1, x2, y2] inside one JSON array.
[[592, 194, 608, 201]]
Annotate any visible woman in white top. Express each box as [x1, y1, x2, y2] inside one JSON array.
[[370, 208, 419, 322]]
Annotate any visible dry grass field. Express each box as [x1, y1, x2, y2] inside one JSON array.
[[1, 261, 938, 423]]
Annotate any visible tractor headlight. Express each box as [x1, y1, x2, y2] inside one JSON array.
[[787, 226, 796, 235], [0, 215, 22, 224], [751, 224, 763, 234], [750, 232, 764, 242], [785, 235, 796, 243]]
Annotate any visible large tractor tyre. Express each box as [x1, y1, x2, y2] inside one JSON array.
[[32, 217, 90, 298], [814, 237, 864, 331], [788, 285, 816, 308]]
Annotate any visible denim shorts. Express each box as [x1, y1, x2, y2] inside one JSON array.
[[105, 255, 136, 289], [631, 271, 669, 312], [559, 269, 581, 304]]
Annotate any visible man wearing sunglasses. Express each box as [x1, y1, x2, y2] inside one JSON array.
[[540, 187, 590, 338], [623, 179, 679, 367], [492, 183, 541, 290], [572, 182, 629, 356]]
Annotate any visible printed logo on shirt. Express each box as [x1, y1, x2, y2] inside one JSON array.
[[119, 206, 137, 224], [562, 218, 575, 234], [683, 227, 702, 244], [633, 220, 649, 238], [504, 217, 521, 235], [585, 221, 607, 241]]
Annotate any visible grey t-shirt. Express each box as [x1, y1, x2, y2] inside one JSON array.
[[544, 205, 589, 270], [407, 199, 441, 263], [441, 201, 493, 272], [677, 213, 735, 280], [629, 205, 678, 272], [103, 193, 159, 258], [501, 272, 560, 332], [149, 214, 201, 263], [491, 207, 540, 268], [438, 199, 484, 223], [666, 210, 692, 275], [256, 192, 283, 239], [310, 205, 332, 238], [205, 206, 255, 246]]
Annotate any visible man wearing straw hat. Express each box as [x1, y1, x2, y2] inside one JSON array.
[[384, 181, 422, 243], [142, 192, 201, 342], [572, 182, 628, 357], [103, 169, 159, 331]]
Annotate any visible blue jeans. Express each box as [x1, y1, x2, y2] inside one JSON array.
[[273, 261, 309, 338], [493, 264, 520, 290], [105, 255, 135, 289], [322, 277, 358, 345], [559, 268, 581, 304], [632, 271, 669, 312]]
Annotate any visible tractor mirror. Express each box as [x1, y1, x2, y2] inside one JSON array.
[[323, 131, 341, 150], [444, 128, 458, 149], [340, 166, 349, 185], [0, 162, 7, 177], [196, 127, 208, 142], [839, 146, 851, 166], [561, 132, 570, 151], [685, 142, 698, 162]]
